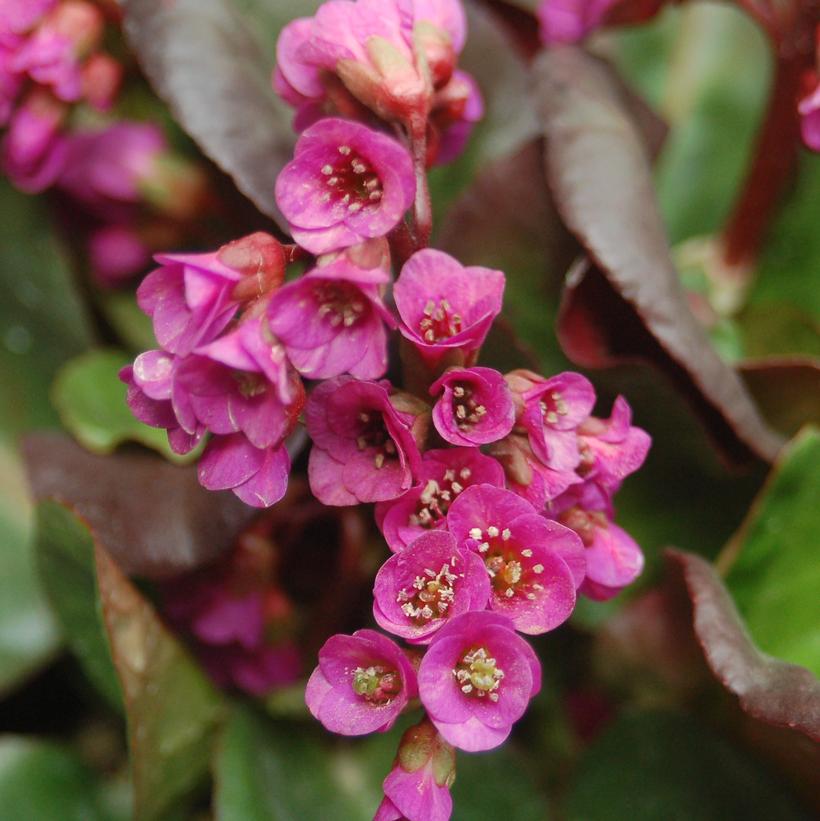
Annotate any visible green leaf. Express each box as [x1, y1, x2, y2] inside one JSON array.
[[566, 710, 810, 821], [95, 544, 225, 820], [0, 179, 91, 693], [214, 707, 387, 821], [34, 501, 121, 707], [52, 348, 186, 459], [452, 745, 550, 821], [0, 737, 107, 821], [723, 427, 820, 675]]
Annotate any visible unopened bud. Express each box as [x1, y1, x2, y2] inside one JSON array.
[[221, 232, 287, 301], [82, 53, 123, 111], [413, 21, 455, 89]]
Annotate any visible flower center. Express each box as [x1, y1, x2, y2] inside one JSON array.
[[419, 298, 463, 343], [453, 646, 504, 701], [355, 411, 397, 470], [558, 506, 606, 547], [451, 382, 487, 430], [314, 280, 367, 328], [233, 371, 267, 399], [320, 145, 384, 214], [351, 665, 401, 704], [396, 559, 459, 623], [539, 389, 569, 426], [468, 524, 545, 602], [409, 467, 472, 528]]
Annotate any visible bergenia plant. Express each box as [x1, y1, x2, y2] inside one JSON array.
[[7, 0, 819, 817]]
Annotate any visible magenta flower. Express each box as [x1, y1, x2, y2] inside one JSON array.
[[0, 0, 56, 40], [447, 484, 583, 634], [268, 242, 396, 379], [305, 629, 417, 735], [394, 249, 505, 365], [198, 433, 292, 509], [275, 118, 415, 254], [373, 530, 490, 644], [1, 89, 67, 191], [376, 447, 505, 552], [56, 122, 167, 213], [432, 69, 484, 165], [799, 77, 820, 152], [576, 396, 651, 491], [137, 232, 285, 356], [490, 431, 581, 509], [431, 366, 514, 446], [120, 349, 203, 456], [173, 318, 304, 451], [550, 481, 644, 601], [418, 611, 541, 751], [306, 375, 425, 505], [537, 0, 617, 44], [374, 719, 455, 821], [11, 0, 103, 102], [509, 369, 595, 473], [88, 224, 152, 286], [274, 0, 466, 126]]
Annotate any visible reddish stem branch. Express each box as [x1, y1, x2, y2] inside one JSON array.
[[721, 0, 818, 267], [411, 128, 433, 250]]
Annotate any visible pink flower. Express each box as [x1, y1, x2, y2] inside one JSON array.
[[173, 319, 304, 452], [274, 0, 466, 126], [268, 241, 396, 379], [275, 117, 415, 254], [431, 68, 484, 165], [418, 610, 541, 751], [537, 0, 617, 43], [137, 233, 285, 356], [56, 122, 167, 213], [430, 366, 514, 446], [447, 484, 583, 634], [376, 447, 505, 552], [374, 719, 455, 821], [394, 249, 504, 365], [799, 73, 820, 152], [120, 349, 203, 456], [1, 89, 67, 191], [0, 42, 23, 125], [198, 433, 292, 509], [306, 375, 425, 505], [508, 369, 595, 473], [550, 481, 644, 601], [88, 224, 152, 286], [372, 530, 490, 644], [490, 431, 581, 509], [0, 0, 57, 40], [11, 0, 104, 102], [160, 525, 302, 695], [576, 396, 651, 491], [305, 629, 418, 735]]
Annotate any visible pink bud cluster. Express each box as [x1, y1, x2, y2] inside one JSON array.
[[120, 1, 652, 817], [0, 0, 122, 190], [0, 1, 210, 286]]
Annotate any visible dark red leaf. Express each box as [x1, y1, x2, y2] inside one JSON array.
[[122, 0, 293, 228], [24, 433, 256, 579], [667, 548, 820, 741], [739, 357, 820, 438], [535, 47, 784, 465]]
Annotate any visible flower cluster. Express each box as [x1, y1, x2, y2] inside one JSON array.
[[0, 1, 209, 285], [121, 0, 651, 817]]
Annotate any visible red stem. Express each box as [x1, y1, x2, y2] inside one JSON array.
[[410, 126, 432, 250]]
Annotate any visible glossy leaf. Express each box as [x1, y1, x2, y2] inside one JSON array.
[[668, 549, 820, 740], [122, 0, 296, 228], [0, 737, 107, 821], [566, 710, 811, 821], [720, 428, 820, 676], [25, 433, 256, 579], [535, 47, 783, 465], [52, 349, 184, 459], [34, 501, 121, 707], [0, 179, 90, 694], [96, 543, 225, 821]]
